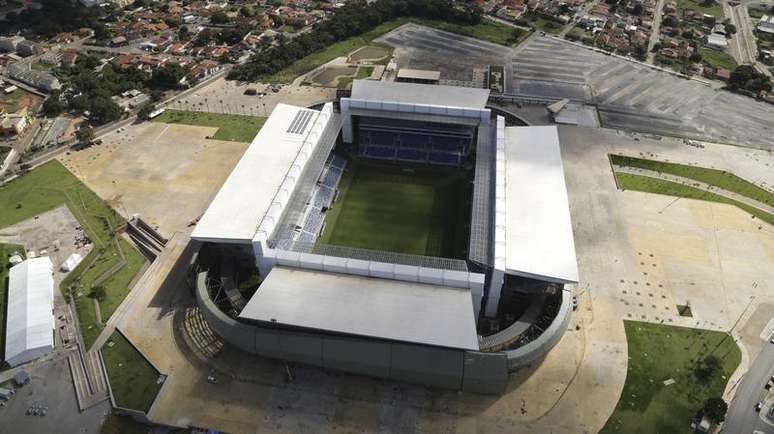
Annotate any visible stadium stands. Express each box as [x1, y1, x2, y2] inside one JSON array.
[[289, 155, 348, 245], [356, 117, 472, 166]]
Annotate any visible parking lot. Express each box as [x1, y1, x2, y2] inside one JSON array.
[[168, 77, 336, 116], [0, 357, 109, 434], [375, 23, 511, 86], [379, 26, 774, 149]]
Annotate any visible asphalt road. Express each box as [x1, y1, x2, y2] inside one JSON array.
[[725, 343, 774, 434]]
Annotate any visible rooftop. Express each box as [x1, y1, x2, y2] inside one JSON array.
[[239, 266, 480, 350], [350, 79, 489, 110], [503, 126, 579, 283], [191, 104, 321, 243]]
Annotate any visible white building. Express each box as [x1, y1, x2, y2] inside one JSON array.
[[758, 15, 774, 34], [5, 257, 55, 367]]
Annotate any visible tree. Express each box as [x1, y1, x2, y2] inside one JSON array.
[[89, 285, 106, 302], [149, 63, 188, 89], [689, 52, 703, 63], [694, 355, 722, 381], [632, 3, 643, 15], [178, 25, 191, 41], [89, 97, 123, 124], [728, 64, 773, 94], [76, 126, 95, 144], [724, 23, 737, 36], [210, 10, 230, 24], [701, 0, 715, 6], [240, 5, 256, 17], [702, 397, 728, 423], [42, 92, 65, 117], [137, 102, 156, 120]]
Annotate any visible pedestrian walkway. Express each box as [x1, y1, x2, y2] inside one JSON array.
[[613, 165, 774, 216]]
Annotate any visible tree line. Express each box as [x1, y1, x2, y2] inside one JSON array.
[[228, 0, 482, 81]]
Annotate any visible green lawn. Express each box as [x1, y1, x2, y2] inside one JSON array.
[[699, 48, 737, 71], [263, 17, 521, 83], [1, 243, 24, 366], [337, 66, 375, 89], [100, 414, 148, 434], [153, 110, 266, 143], [531, 17, 564, 35], [102, 331, 162, 412], [674, 0, 723, 16], [614, 172, 774, 226], [610, 155, 774, 208], [319, 161, 471, 258], [601, 321, 740, 434], [0, 161, 146, 350]]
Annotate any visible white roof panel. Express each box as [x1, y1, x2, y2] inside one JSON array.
[[5, 257, 54, 366], [350, 80, 489, 110], [504, 126, 579, 283], [239, 267, 479, 350], [191, 104, 319, 242]]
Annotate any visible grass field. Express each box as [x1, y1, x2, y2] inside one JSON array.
[[0, 243, 24, 366], [614, 172, 774, 226], [600, 321, 740, 434], [319, 160, 471, 258], [0, 87, 42, 113], [153, 110, 266, 143], [699, 48, 737, 71], [100, 414, 148, 434], [263, 17, 522, 83], [0, 161, 146, 349], [674, 0, 723, 16], [337, 66, 375, 89], [610, 155, 774, 208], [102, 331, 162, 412]]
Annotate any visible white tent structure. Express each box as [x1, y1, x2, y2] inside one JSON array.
[[60, 253, 83, 272], [5, 257, 55, 367]]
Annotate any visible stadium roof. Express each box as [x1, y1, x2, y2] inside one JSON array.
[[191, 104, 321, 243], [239, 266, 480, 351], [503, 126, 579, 283], [350, 80, 489, 110], [5, 257, 54, 367], [396, 68, 441, 81]]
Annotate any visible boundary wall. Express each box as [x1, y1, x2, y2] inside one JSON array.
[[196, 271, 572, 394]]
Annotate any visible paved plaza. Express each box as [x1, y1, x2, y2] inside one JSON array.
[[59, 122, 248, 238]]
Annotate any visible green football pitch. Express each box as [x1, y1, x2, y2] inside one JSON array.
[[318, 160, 471, 258]]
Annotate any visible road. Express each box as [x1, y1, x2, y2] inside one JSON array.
[[729, 3, 772, 77], [647, 0, 666, 63], [558, 0, 600, 37], [725, 343, 774, 434]]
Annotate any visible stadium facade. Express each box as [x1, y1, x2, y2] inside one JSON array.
[[190, 80, 578, 394]]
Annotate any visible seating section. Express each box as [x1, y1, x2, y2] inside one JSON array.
[[357, 126, 470, 166], [293, 155, 348, 244]]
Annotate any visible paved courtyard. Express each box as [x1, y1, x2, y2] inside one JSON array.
[[59, 122, 248, 238]]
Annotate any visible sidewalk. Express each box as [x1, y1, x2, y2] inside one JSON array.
[[613, 165, 774, 216]]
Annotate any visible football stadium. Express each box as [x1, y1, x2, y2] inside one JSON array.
[[190, 80, 578, 394]]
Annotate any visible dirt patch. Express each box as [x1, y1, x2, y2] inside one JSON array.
[[310, 66, 357, 87], [349, 45, 392, 62]]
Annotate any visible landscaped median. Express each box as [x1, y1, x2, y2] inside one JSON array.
[[0, 160, 146, 350], [600, 321, 740, 434], [101, 330, 163, 413], [152, 110, 266, 143], [610, 154, 774, 226]]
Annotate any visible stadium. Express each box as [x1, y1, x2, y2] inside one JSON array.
[[190, 80, 578, 394]]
